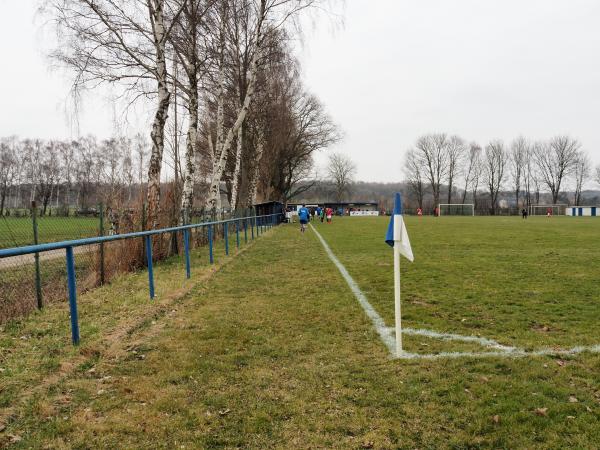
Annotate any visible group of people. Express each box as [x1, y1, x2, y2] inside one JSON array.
[[297, 205, 333, 232]]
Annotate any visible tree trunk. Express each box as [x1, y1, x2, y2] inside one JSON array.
[[247, 124, 265, 207], [205, 10, 264, 210], [230, 122, 243, 211], [180, 70, 199, 223], [146, 3, 170, 229]]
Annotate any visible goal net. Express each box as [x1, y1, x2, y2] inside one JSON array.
[[528, 205, 566, 216], [438, 204, 474, 216]]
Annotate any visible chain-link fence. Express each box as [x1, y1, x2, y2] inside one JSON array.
[[0, 202, 274, 325]]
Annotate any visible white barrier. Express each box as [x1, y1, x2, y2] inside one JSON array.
[[349, 210, 379, 217]]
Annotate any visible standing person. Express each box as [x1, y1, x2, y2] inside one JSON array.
[[320, 207, 325, 223], [417, 207, 423, 216], [546, 207, 552, 218], [522, 208, 528, 219], [326, 207, 333, 224], [298, 204, 310, 233]]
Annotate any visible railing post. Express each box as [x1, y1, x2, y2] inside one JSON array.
[[251, 217, 255, 240], [183, 229, 191, 279], [98, 202, 105, 285], [224, 222, 229, 255], [31, 201, 43, 309], [244, 218, 248, 243], [65, 246, 80, 345], [236, 220, 240, 249], [208, 225, 214, 264], [145, 235, 155, 299]]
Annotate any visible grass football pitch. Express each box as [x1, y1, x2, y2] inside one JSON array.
[[1, 216, 599, 448]]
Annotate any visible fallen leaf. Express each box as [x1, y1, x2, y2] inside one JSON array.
[[492, 415, 500, 424], [569, 396, 578, 403], [556, 360, 566, 367], [567, 415, 575, 420], [480, 376, 490, 383], [586, 406, 592, 412], [218, 408, 231, 416], [9, 435, 21, 443], [535, 407, 548, 417], [361, 441, 374, 449]]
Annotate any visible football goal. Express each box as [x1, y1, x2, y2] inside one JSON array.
[[438, 204, 475, 216], [528, 204, 566, 216]]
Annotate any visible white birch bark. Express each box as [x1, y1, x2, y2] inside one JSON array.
[[146, 1, 170, 229], [246, 123, 265, 207], [229, 114, 243, 211], [204, 9, 264, 210], [179, 62, 199, 223]]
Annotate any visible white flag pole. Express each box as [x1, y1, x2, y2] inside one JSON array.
[[393, 214, 402, 357]]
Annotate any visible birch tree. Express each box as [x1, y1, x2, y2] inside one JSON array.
[[47, 0, 187, 227]]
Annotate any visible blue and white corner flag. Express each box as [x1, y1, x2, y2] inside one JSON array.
[[385, 193, 413, 357], [385, 193, 414, 262]]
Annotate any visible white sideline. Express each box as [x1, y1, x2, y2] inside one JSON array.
[[310, 223, 600, 360], [310, 223, 396, 355]]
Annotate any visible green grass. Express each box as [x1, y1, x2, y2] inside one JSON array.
[[0, 217, 99, 248], [1, 217, 600, 448]]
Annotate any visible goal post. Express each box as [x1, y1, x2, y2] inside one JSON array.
[[528, 204, 566, 216], [438, 204, 475, 216]]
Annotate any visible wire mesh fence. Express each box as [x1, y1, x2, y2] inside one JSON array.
[[0, 202, 274, 326]]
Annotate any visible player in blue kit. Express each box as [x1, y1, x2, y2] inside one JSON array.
[[298, 204, 310, 233]]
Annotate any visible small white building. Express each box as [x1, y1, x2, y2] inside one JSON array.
[[566, 206, 598, 217]]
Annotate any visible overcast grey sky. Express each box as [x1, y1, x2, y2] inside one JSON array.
[[2, 0, 600, 183]]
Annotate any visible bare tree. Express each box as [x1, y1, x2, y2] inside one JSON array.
[[461, 142, 481, 205], [573, 151, 591, 206], [404, 149, 424, 209], [414, 133, 448, 208], [0, 138, 18, 214], [509, 136, 528, 209], [47, 0, 188, 227], [483, 140, 507, 215], [533, 135, 580, 204], [327, 153, 356, 202], [445, 135, 465, 204]]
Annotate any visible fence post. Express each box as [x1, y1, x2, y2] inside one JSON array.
[[65, 246, 80, 345], [236, 220, 240, 249], [145, 235, 155, 299], [251, 217, 255, 240], [224, 222, 229, 255], [31, 201, 43, 309], [244, 218, 248, 243], [98, 202, 105, 285], [141, 202, 147, 263], [183, 229, 191, 279], [208, 225, 214, 264]]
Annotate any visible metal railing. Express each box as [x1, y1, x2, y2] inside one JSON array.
[[0, 213, 282, 345]]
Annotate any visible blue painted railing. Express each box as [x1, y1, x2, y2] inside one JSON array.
[[0, 213, 282, 345]]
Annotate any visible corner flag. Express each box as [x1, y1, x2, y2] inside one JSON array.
[[385, 193, 414, 262], [385, 193, 414, 357]]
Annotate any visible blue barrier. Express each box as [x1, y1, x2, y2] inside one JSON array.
[[0, 213, 281, 345]]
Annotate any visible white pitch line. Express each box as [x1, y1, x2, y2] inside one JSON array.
[[310, 223, 600, 360], [310, 223, 396, 355], [401, 327, 517, 352]]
